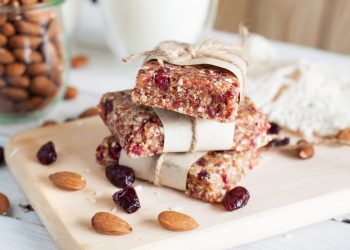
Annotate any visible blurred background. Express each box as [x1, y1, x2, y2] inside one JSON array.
[[74, 0, 350, 55]]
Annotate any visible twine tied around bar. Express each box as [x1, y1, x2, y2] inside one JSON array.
[[123, 25, 249, 104]]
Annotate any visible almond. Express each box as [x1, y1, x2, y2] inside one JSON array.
[[0, 65, 4, 76], [0, 22, 15, 37], [337, 128, 350, 141], [296, 139, 314, 159], [91, 212, 132, 235], [8, 76, 30, 88], [49, 171, 86, 191], [24, 9, 54, 24], [0, 87, 29, 101], [64, 86, 78, 100], [13, 49, 43, 63], [79, 107, 98, 118], [20, 0, 39, 5], [0, 34, 7, 46], [158, 211, 199, 231], [27, 63, 51, 75], [9, 35, 42, 49], [0, 192, 10, 215], [0, 14, 6, 26], [72, 55, 88, 69], [6, 62, 25, 76], [41, 120, 58, 127], [30, 75, 57, 97], [15, 20, 44, 35], [0, 48, 15, 64]]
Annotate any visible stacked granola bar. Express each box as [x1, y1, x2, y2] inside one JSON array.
[[96, 59, 269, 203]]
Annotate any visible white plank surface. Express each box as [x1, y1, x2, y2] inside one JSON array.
[[1, 31, 350, 249]]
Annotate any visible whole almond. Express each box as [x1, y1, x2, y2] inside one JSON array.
[[16, 97, 44, 112], [64, 86, 78, 100], [337, 128, 350, 141], [1, 87, 29, 101], [0, 48, 15, 64], [79, 107, 98, 118], [41, 120, 58, 127], [15, 20, 44, 36], [0, 22, 15, 37], [91, 212, 132, 235], [47, 19, 60, 40], [6, 62, 25, 76], [296, 139, 315, 159], [0, 192, 10, 215], [8, 76, 30, 88], [9, 35, 42, 49], [49, 171, 86, 191], [31, 75, 57, 97], [27, 63, 51, 75], [158, 211, 199, 231], [72, 55, 88, 69], [13, 49, 43, 63], [0, 34, 7, 46]]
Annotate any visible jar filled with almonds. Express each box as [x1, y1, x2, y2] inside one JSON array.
[[0, 0, 67, 123]]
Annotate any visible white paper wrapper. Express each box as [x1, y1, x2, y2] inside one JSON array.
[[154, 108, 235, 153], [120, 150, 205, 191]]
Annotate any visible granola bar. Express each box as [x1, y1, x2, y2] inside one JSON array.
[[96, 136, 260, 203], [98, 90, 269, 158], [132, 60, 241, 123]]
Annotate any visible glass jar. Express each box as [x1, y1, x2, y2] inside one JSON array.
[[0, 0, 68, 124]]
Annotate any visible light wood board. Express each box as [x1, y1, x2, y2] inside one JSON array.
[[5, 117, 350, 250]]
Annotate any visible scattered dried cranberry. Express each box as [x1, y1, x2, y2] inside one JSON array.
[[154, 68, 170, 90], [267, 137, 290, 147], [108, 143, 121, 160], [113, 187, 140, 214], [106, 165, 135, 188], [36, 141, 57, 165], [268, 122, 281, 134], [222, 186, 250, 212], [197, 170, 210, 181], [0, 146, 4, 165]]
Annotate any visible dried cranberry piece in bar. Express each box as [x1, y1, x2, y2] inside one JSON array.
[[132, 60, 241, 123]]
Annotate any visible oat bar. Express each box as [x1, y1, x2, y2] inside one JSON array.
[[98, 90, 269, 158], [96, 136, 260, 203], [132, 60, 241, 123]]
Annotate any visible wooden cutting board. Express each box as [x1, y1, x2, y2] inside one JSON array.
[[5, 117, 350, 250]]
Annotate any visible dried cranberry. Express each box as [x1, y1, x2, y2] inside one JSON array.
[[106, 165, 135, 188], [108, 144, 121, 160], [222, 186, 250, 212], [268, 122, 281, 134], [113, 187, 140, 214], [131, 145, 142, 156], [197, 170, 210, 181], [0, 146, 4, 166], [36, 141, 57, 165], [267, 137, 290, 147], [154, 68, 170, 90], [95, 144, 104, 163], [196, 157, 206, 166]]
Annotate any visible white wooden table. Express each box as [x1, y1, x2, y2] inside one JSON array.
[[1, 31, 350, 250]]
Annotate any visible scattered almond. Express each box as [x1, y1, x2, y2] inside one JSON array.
[[296, 139, 314, 159], [0, 192, 10, 215], [91, 212, 132, 235], [71, 55, 88, 69], [79, 107, 98, 118], [64, 86, 78, 100], [158, 211, 199, 231], [41, 120, 58, 127], [337, 128, 350, 141], [49, 171, 86, 191]]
